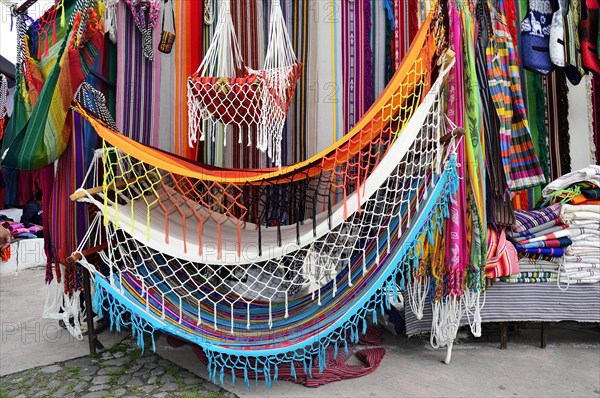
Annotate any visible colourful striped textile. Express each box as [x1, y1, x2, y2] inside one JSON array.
[[393, 0, 418, 68], [445, 3, 469, 295], [512, 271, 558, 278], [460, 2, 487, 284], [172, 0, 203, 160], [1, 0, 104, 170], [516, 247, 565, 257], [0, 74, 7, 140], [486, 227, 520, 279], [517, 237, 572, 249], [477, 0, 515, 227], [518, 228, 571, 244], [544, 71, 571, 181], [485, 3, 545, 191], [510, 223, 568, 241], [404, 282, 600, 336], [115, 1, 162, 147], [501, 276, 557, 283], [341, 0, 373, 134], [513, 203, 562, 234]]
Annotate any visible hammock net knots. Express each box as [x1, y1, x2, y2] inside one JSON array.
[[70, 10, 465, 385], [187, 0, 302, 166]]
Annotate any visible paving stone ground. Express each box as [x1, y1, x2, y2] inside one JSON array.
[[0, 337, 237, 398]]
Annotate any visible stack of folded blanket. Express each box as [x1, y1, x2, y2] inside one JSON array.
[[501, 165, 600, 285], [558, 204, 600, 284], [504, 204, 567, 283]]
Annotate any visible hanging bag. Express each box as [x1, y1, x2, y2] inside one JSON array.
[[158, 0, 176, 54]]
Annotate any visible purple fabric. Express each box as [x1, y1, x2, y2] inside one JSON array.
[[513, 204, 562, 234]]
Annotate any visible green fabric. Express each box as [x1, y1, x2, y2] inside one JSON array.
[[461, 3, 487, 285], [518, 0, 549, 207], [1, 0, 88, 170]]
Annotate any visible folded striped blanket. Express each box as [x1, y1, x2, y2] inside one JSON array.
[[501, 276, 557, 283], [512, 204, 562, 235], [564, 255, 600, 263], [518, 229, 571, 244], [517, 237, 572, 249], [519, 266, 558, 274], [562, 204, 600, 214], [558, 268, 600, 284], [510, 223, 569, 242], [518, 253, 562, 263], [561, 204, 600, 224], [566, 246, 600, 257], [516, 247, 565, 256]]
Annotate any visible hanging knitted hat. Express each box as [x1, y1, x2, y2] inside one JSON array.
[[126, 0, 160, 61], [521, 0, 554, 74], [580, 0, 600, 74]]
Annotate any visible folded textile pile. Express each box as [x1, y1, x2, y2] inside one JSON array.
[[1, 221, 43, 239], [502, 204, 567, 283], [503, 164, 600, 285], [558, 204, 600, 284]]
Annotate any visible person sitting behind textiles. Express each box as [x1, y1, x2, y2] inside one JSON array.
[[20, 191, 43, 229]]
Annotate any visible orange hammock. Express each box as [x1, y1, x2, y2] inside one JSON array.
[[72, 14, 439, 186]]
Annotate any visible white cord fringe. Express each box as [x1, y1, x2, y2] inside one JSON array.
[[430, 296, 462, 364], [407, 275, 430, 320], [43, 274, 84, 341]]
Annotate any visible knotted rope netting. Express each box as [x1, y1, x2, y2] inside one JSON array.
[[68, 10, 474, 386]]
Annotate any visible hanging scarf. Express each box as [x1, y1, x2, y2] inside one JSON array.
[[485, 1, 545, 192], [445, 3, 468, 298], [593, 74, 600, 165], [477, 0, 515, 227], [341, 0, 373, 133], [564, 0, 585, 84], [125, 0, 160, 61], [545, 70, 571, 180], [0, 74, 7, 140], [580, 0, 600, 74], [460, 2, 486, 287], [116, 1, 163, 147]]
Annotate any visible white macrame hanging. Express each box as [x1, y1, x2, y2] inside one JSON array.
[[187, 0, 302, 166]]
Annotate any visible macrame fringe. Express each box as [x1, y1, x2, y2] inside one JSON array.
[[462, 287, 485, 338], [406, 275, 430, 320], [43, 271, 85, 341], [94, 156, 460, 388], [90, 158, 459, 387], [430, 295, 462, 364]]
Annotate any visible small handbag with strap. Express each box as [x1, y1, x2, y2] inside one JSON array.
[[485, 227, 520, 279], [158, 0, 176, 54]]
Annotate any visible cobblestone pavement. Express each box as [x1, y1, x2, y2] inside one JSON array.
[[0, 337, 237, 398]]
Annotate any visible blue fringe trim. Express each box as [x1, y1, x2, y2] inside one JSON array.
[[92, 156, 459, 388]]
